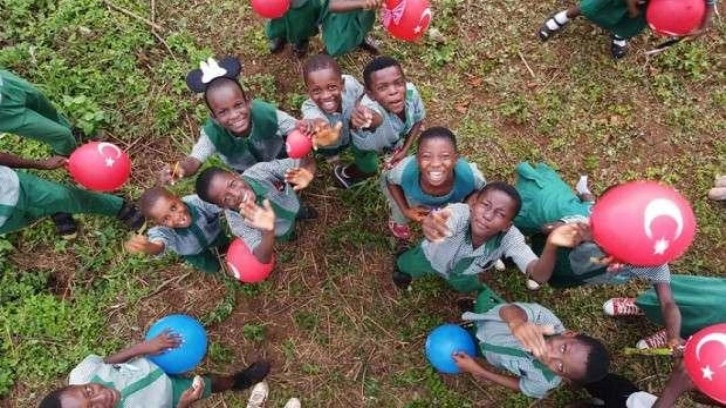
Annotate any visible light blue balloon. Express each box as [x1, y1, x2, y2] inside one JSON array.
[[425, 324, 477, 374], [145, 314, 208, 375]]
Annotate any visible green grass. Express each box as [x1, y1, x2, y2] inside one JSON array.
[[1, 0, 724, 406]]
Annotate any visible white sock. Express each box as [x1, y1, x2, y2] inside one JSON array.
[[612, 36, 627, 46], [576, 175, 591, 195], [546, 11, 569, 30]]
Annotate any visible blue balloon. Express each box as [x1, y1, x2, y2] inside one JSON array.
[[425, 324, 477, 374], [145, 314, 208, 375]]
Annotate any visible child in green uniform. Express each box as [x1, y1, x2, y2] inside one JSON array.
[[163, 57, 303, 184], [455, 302, 610, 399], [383, 126, 486, 240], [39, 331, 270, 408], [393, 182, 588, 293], [266, 0, 322, 58], [537, 0, 716, 58], [320, 0, 382, 56], [0, 153, 143, 236], [195, 158, 316, 266], [124, 187, 229, 274], [336, 56, 426, 188]]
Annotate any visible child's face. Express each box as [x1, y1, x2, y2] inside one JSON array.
[[367, 66, 406, 115], [207, 171, 254, 210], [470, 189, 517, 238], [417, 137, 457, 188], [543, 333, 591, 381], [306, 68, 344, 114], [59, 383, 120, 408], [147, 194, 192, 229], [207, 85, 251, 134]]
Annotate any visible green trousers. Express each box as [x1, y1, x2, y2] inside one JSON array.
[[320, 0, 376, 56], [397, 244, 484, 293], [0, 70, 76, 156], [265, 1, 321, 45], [580, 0, 647, 39], [182, 234, 231, 274], [0, 172, 123, 234]]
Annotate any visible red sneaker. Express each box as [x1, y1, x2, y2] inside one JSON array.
[[637, 329, 668, 349], [602, 298, 644, 316]]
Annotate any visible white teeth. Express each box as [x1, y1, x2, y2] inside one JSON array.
[[429, 171, 444, 181]]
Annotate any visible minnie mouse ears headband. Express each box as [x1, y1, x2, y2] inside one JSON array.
[[185, 56, 242, 93]]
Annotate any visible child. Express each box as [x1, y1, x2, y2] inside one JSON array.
[[454, 302, 610, 399], [162, 57, 303, 184], [0, 152, 143, 237], [537, 0, 716, 58], [194, 158, 316, 265], [39, 331, 270, 408], [513, 162, 683, 350], [336, 56, 425, 188], [320, 0, 382, 57], [124, 187, 229, 274], [266, 1, 322, 58], [393, 182, 588, 293], [382, 126, 486, 240]]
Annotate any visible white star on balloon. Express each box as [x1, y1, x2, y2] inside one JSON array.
[[105, 157, 116, 167], [653, 238, 669, 255], [414, 25, 422, 34], [702, 365, 715, 381]]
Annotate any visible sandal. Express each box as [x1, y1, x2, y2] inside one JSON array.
[[538, 12, 570, 42], [611, 36, 629, 59], [388, 220, 411, 240]]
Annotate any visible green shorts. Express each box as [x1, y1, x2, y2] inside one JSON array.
[[580, 0, 647, 39], [170, 375, 212, 407], [397, 244, 484, 293]]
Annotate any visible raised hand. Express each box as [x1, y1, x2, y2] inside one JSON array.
[[351, 105, 375, 129], [312, 121, 343, 149], [124, 234, 154, 254], [144, 330, 181, 355], [240, 198, 275, 232], [404, 206, 431, 223], [509, 321, 555, 360], [284, 167, 314, 191], [546, 222, 589, 248], [160, 162, 184, 185], [422, 208, 452, 243]]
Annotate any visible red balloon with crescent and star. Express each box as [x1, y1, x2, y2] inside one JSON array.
[[684, 323, 726, 404], [590, 181, 696, 266], [226, 238, 274, 283], [382, 0, 433, 42], [68, 142, 131, 192], [251, 0, 290, 19]]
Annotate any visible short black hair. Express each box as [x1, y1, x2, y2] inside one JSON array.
[[362, 56, 403, 89], [575, 334, 611, 384], [417, 126, 457, 152], [302, 54, 342, 83], [195, 167, 231, 205], [203, 77, 247, 113], [39, 386, 71, 408], [137, 186, 174, 218], [478, 182, 523, 218]]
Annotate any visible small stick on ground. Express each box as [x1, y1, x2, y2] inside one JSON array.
[[101, 0, 163, 31], [518, 51, 537, 79]]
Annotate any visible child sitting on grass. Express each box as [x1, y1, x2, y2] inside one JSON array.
[[320, 0, 382, 57], [455, 302, 610, 399], [382, 126, 486, 240], [335, 56, 425, 188], [393, 182, 588, 293], [39, 331, 270, 408], [266, 0, 322, 58], [162, 57, 303, 184], [124, 187, 229, 274], [194, 158, 316, 266]]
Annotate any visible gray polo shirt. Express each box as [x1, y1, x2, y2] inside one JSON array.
[[147, 195, 223, 256]]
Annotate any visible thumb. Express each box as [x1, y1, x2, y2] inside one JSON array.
[[333, 121, 343, 132], [262, 199, 274, 212], [538, 324, 556, 335]]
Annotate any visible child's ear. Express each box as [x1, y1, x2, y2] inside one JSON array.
[[562, 330, 578, 338]]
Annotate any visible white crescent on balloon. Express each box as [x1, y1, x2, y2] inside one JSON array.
[[643, 198, 684, 255], [695, 332, 726, 368], [227, 262, 242, 281], [414, 7, 432, 34], [97, 142, 123, 167]]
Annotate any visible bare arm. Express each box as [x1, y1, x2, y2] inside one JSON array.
[[527, 223, 589, 283], [253, 229, 275, 264], [124, 235, 165, 255], [104, 332, 180, 364], [654, 282, 683, 346], [453, 352, 521, 392], [652, 361, 692, 408], [329, 0, 382, 12], [0, 152, 67, 170]]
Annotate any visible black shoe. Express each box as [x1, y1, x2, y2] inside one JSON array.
[[456, 297, 475, 313], [392, 269, 412, 290], [268, 38, 287, 54], [358, 36, 380, 55], [116, 200, 145, 231], [292, 40, 309, 58], [296, 204, 318, 221], [233, 360, 271, 390], [51, 212, 78, 240], [610, 36, 629, 59]]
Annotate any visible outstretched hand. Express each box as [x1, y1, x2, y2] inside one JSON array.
[[312, 121, 343, 149], [452, 351, 480, 373], [285, 167, 314, 191], [160, 162, 184, 185], [404, 206, 431, 223], [422, 208, 452, 243], [351, 105, 376, 129], [144, 330, 181, 355], [240, 198, 276, 232], [546, 222, 589, 248]]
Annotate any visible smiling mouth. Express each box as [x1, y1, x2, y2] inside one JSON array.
[[321, 100, 338, 111], [427, 171, 444, 182]]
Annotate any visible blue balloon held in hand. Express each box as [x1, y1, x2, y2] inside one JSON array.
[[425, 324, 477, 374], [145, 314, 208, 375]]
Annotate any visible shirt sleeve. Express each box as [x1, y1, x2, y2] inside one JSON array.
[[68, 355, 105, 384], [189, 129, 217, 163], [244, 159, 295, 183], [470, 162, 486, 190], [147, 226, 175, 254], [513, 303, 565, 333], [408, 84, 426, 124], [632, 264, 671, 283], [500, 227, 539, 274], [519, 375, 555, 399], [385, 156, 413, 185], [444, 203, 470, 236], [225, 210, 263, 250], [301, 99, 328, 121], [187, 195, 223, 217], [276, 109, 298, 134]]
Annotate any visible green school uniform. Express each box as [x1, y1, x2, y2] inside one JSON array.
[[0, 70, 76, 156], [636, 275, 726, 337], [266, 0, 322, 45], [0, 166, 123, 235], [580, 0, 647, 39], [319, 0, 376, 56]]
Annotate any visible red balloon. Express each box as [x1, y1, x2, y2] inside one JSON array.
[[285, 129, 312, 159], [226, 238, 274, 283], [590, 181, 696, 267], [647, 0, 705, 36], [68, 142, 131, 192], [382, 0, 433, 42], [251, 0, 290, 19], [684, 323, 726, 404]]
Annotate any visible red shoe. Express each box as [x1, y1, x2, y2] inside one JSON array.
[[602, 298, 644, 316], [388, 220, 411, 240], [637, 329, 668, 349]]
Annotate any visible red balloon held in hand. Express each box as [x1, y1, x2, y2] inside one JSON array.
[[251, 0, 290, 19], [68, 142, 131, 192], [590, 181, 696, 267], [684, 323, 726, 404], [286, 129, 313, 159], [226, 238, 274, 283], [646, 0, 706, 36], [382, 0, 433, 42]]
